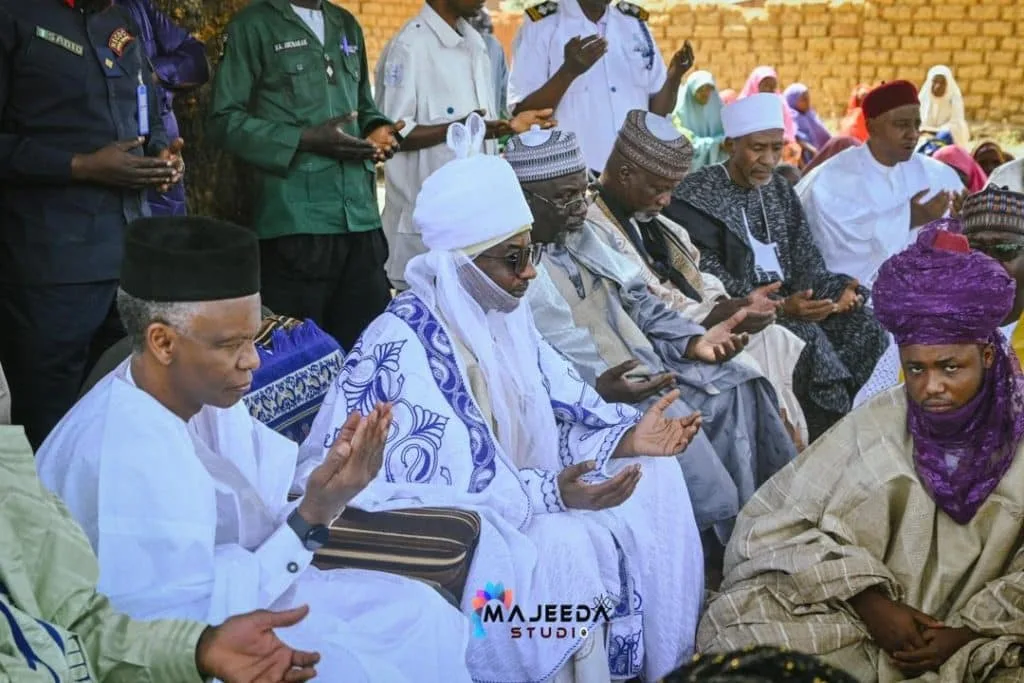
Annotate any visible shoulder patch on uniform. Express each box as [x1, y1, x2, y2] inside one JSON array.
[[525, 1, 558, 22], [616, 1, 649, 22], [108, 27, 134, 58]]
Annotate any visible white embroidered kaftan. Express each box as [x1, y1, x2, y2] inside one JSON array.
[[304, 292, 703, 682], [36, 359, 472, 683]]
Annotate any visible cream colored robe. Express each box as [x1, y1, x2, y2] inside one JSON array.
[[586, 201, 809, 444], [699, 388, 1024, 683]]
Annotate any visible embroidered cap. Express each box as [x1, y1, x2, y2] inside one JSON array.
[[505, 127, 588, 184], [612, 109, 693, 180], [961, 185, 1024, 235]]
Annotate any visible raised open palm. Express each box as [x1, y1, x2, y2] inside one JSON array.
[[630, 390, 702, 456]]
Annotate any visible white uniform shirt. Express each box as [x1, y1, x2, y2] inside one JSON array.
[[375, 5, 497, 287], [508, 0, 667, 172], [796, 145, 963, 288]]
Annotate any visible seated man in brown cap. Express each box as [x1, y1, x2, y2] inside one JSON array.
[[585, 107, 811, 445], [510, 120, 798, 556], [35, 217, 473, 683], [796, 80, 964, 289]]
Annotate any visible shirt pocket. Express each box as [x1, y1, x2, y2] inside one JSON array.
[[270, 49, 322, 112], [20, 33, 89, 89]]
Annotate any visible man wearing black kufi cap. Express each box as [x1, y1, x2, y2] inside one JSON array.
[[36, 216, 473, 683]]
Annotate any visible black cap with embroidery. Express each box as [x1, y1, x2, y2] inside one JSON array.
[[120, 217, 260, 302]]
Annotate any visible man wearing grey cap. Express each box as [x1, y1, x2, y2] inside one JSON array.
[[509, 119, 798, 564]]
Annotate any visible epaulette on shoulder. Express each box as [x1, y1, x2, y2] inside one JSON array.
[[525, 1, 558, 22], [616, 1, 649, 22]]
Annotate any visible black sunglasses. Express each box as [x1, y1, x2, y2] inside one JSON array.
[[476, 242, 544, 276]]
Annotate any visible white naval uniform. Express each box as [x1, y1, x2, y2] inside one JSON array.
[[375, 4, 497, 288], [508, 0, 668, 173]]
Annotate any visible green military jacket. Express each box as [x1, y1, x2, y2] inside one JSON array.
[[209, 0, 390, 239], [0, 426, 207, 682]]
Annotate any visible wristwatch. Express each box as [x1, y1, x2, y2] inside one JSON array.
[[287, 509, 330, 552]]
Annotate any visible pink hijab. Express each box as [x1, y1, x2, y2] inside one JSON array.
[[933, 145, 989, 193], [739, 66, 797, 142]]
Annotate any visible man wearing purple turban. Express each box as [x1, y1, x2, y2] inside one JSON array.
[[699, 222, 1024, 682]]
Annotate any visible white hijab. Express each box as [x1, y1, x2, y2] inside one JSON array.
[[920, 64, 970, 146], [406, 114, 562, 472]]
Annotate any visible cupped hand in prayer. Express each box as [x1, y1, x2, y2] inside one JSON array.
[[507, 108, 557, 134], [156, 137, 186, 192], [300, 112, 378, 161], [563, 35, 607, 76], [299, 404, 393, 526], [911, 189, 952, 227], [621, 389, 702, 457], [196, 605, 320, 683], [834, 280, 864, 314], [891, 626, 978, 676], [596, 359, 675, 404], [365, 120, 406, 162], [782, 289, 834, 322], [668, 40, 695, 77], [558, 460, 641, 511], [951, 189, 969, 218], [686, 309, 751, 363], [849, 587, 944, 657]]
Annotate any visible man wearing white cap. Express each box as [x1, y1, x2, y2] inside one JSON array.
[[671, 94, 888, 440], [510, 117, 798, 558], [305, 114, 704, 682], [584, 109, 811, 448]]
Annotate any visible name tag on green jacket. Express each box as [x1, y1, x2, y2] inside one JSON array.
[[35, 27, 85, 56]]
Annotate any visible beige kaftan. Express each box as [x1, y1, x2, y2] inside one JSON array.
[[699, 388, 1024, 682], [0, 361, 9, 425], [586, 201, 809, 444]]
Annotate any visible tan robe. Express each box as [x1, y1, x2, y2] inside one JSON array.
[[586, 201, 809, 444], [699, 388, 1024, 682]]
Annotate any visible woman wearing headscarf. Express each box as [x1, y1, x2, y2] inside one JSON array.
[[802, 135, 862, 176], [739, 66, 800, 165], [973, 141, 1015, 177], [784, 83, 832, 165], [838, 83, 870, 143], [673, 70, 728, 170], [933, 145, 989, 193], [920, 65, 970, 147]]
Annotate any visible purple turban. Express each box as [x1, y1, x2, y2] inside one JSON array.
[[872, 218, 1024, 525], [873, 219, 1015, 347]]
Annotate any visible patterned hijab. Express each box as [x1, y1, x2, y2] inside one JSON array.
[[873, 220, 1024, 524]]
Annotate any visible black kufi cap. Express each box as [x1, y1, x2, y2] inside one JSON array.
[[120, 217, 260, 302]]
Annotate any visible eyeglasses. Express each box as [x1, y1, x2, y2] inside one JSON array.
[[476, 242, 544, 276], [967, 239, 1024, 262], [523, 187, 598, 215]]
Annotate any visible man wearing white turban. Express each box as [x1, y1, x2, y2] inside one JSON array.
[[305, 114, 705, 682]]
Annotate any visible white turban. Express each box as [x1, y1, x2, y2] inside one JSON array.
[[721, 93, 785, 139], [412, 113, 533, 255]]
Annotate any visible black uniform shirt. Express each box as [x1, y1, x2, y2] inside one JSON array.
[[0, 0, 167, 285]]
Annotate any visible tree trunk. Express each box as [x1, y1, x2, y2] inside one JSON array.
[[152, 0, 252, 223]]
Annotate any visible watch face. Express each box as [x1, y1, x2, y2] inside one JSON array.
[[306, 525, 330, 550]]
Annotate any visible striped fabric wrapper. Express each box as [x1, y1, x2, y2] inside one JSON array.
[[287, 500, 481, 604]]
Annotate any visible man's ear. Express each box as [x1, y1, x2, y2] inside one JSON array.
[[146, 322, 178, 367], [982, 343, 995, 370], [723, 138, 735, 155]]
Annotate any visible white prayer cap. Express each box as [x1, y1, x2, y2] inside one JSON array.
[[721, 93, 785, 139], [412, 113, 533, 255]]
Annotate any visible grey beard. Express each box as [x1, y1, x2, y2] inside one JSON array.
[[633, 211, 661, 223]]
